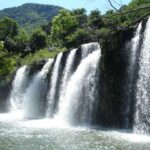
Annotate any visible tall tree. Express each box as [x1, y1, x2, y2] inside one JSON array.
[[0, 17, 19, 41], [89, 9, 104, 29], [14, 29, 29, 52], [30, 29, 47, 51], [50, 9, 77, 47], [73, 8, 88, 28]]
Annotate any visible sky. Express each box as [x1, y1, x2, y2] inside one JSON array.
[[0, 0, 132, 13]]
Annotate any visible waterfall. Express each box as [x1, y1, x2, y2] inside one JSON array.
[[81, 42, 100, 59], [129, 22, 142, 77], [4, 17, 150, 133], [9, 42, 101, 123], [9, 65, 28, 114], [57, 49, 77, 115], [23, 59, 53, 119], [134, 17, 150, 133], [123, 22, 142, 128], [54, 48, 101, 125], [46, 53, 63, 117]]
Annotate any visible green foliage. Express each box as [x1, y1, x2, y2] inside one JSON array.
[[30, 29, 47, 51], [66, 29, 90, 48], [89, 9, 104, 29], [20, 48, 66, 65], [41, 21, 52, 35], [96, 28, 111, 35], [0, 3, 62, 32], [0, 17, 30, 53], [14, 29, 29, 52], [0, 0, 149, 84], [50, 9, 77, 47], [129, 0, 150, 7], [126, 0, 150, 23], [103, 0, 150, 29], [0, 41, 4, 51], [3, 29, 29, 53], [0, 17, 19, 40], [73, 8, 88, 28], [0, 46, 66, 84], [4, 37, 16, 52], [0, 48, 17, 84], [0, 56, 16, 77], [103, 10, 119, 29]]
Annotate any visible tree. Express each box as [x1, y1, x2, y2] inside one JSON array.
[[103, 9, 121, 29], [66, 29, 90, 48], [0, 41, 16, 81], [0, 17, 19, 41], [0, 41, 4, 51], [102, 0, 150, 29], [41, 21, 52, 35], [4, 37, 16, 52], [14, 29, 29, 52], [30, 29, 47, 51], [50, 9, 77, 47], [73, 8, 88, 28], [89, 9, 104, 29], [3, 29, 29, 53]]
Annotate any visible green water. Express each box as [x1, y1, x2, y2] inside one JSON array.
[[0, 115, 150, 150]]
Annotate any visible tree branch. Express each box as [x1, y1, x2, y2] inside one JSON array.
[[124, 12, 150, 29], [112, 0, 122, 7], [107, 0, 121, 12], [104, 5, 150, 18]]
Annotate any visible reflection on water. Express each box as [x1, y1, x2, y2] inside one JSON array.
[[0, 113, 150, 150]]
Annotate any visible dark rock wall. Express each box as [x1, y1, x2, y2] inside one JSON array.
[[0, 81, 12, 112], [98, 27, 135, 129]]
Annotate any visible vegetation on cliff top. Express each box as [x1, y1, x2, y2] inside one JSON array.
[[0, 0, 149, 84]]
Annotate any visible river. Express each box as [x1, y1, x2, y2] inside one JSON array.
[[0, 113, 150, 150]]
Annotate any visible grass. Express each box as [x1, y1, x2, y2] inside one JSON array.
[[20, 47, 66, 65]]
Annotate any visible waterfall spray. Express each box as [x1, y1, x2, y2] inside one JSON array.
[[24, 59, 53, 119], [54, 48, 101, 125], [46, 53, 63, 117], [123, 22, 142, 128], [9, 65, 28, 115], [134, 18, 150, 133]]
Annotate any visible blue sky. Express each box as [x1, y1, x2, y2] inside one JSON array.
[[0, 0, 132, 13]]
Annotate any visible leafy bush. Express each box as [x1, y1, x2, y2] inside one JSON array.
[[96, 28, 111, 35], [0, 48, 17, 84], [66, 29, 90, 48], [0, 17, 19, 40], [30, 29, 47, 51], [50, 9, 77, 47]]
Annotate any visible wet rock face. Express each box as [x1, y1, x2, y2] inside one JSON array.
[[28, 59, 48, 76], [0, 81, 12, 112], [98, 27, 135, 128]]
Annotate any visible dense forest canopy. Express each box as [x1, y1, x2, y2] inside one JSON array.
[[0, 0, 149, 85]]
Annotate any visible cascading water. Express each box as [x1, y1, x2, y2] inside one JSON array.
[[54, 47, 101, 125], [9, 65, 29, 114], [134, 17, 150, 133], [46, 53, 63, 117], [23, 59, 53, 119], [81, 42, 100, 59], [57, 49, 77, 115], [1, 32, 150, 150], [123, 22, 142, 128], [9, 59, 53, 119]]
